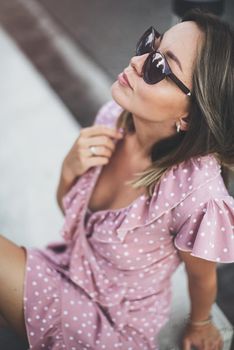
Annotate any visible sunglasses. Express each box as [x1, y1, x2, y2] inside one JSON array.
[[136, 26, 192, 97]]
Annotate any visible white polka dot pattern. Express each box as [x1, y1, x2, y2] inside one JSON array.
[[23, 101, 234, 350]]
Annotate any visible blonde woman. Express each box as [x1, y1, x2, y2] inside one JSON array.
[[1, 9, 234, 350]]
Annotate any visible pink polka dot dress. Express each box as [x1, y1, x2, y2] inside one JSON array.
[[23, 101, 234, 349]]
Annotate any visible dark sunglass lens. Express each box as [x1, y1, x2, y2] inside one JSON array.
[[143, 52, 165, 84], [136, 27, 155, 56]]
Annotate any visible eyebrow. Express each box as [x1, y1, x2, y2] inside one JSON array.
[[159, 33, 183, 72]]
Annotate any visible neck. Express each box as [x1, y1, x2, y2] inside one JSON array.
[[127, 114, 177, 159]]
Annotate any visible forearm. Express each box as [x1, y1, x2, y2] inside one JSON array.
[[56, 161, 79, 215], [187, 272, 217, 322]]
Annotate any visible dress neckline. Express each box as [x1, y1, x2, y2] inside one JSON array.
[[85, 165, 149, 216]]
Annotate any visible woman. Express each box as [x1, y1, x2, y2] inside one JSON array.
[[0, 9, 234, 350]]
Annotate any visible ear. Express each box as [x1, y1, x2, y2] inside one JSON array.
[[179, 116, 189, 131]]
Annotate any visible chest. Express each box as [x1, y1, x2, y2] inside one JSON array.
[[88, 171, 146, 213], [87, 142, 150, 213]]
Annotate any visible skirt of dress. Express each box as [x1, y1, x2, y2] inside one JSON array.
[[23, 248, 159, 350]]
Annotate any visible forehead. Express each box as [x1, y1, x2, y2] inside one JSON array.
[[159, 21, 203, 71]]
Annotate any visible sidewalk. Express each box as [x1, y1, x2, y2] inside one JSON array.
[[0, 0, 112, 127], [0, 26, 79, 248]]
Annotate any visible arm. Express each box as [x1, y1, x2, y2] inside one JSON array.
[[178, 250, 223, 350], [56, 160, 79, 215], [178, 250, 217, 322]]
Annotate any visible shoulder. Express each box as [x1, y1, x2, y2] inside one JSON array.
[[165, 154, 225, 202], [151, 154, 224, 211], [93, 100, 124, 127], [148, 154, 230, 228], [172, 154, 222, 191]]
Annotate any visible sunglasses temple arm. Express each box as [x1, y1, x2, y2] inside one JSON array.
[[169, 73, 191, 96]]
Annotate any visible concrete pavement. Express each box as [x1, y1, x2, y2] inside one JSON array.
[[0, 26, 78, 248]]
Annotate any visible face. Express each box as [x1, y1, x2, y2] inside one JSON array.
[[111, 21, 204, 127]]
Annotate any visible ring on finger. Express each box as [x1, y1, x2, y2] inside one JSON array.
[[89, 146, 98, 156]]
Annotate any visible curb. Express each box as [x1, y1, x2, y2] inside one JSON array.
[[0, 0, 112, 126]]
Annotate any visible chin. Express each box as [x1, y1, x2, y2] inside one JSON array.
[[111, 81, 131, 112]]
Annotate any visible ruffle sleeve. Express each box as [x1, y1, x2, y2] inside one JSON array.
[[174, 196, 234, 263]]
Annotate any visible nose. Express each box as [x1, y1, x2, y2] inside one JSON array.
[[130, 53, 149, 77]]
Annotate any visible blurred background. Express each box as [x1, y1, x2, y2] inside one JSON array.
[[1, 0, 234, 126], [0, 0, 234, 348]]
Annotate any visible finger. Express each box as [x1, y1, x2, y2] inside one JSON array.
[[220, 339, 224, 350], [209, 339, 219, 350], [81, 125, 123, 139], [217, 339, 224, 350], [87, 156, 110, 167], [85, 136, 116, 151], [182, 338, 191, 350], [211, 334, 223, 350], [202, 340, 209, 350], [87, 145, 112, 158]]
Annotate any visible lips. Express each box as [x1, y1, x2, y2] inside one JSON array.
[[123, 72, 132, 88], [118, 71, 132, 89]]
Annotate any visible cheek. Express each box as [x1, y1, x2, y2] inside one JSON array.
[[111, 79, 189, 121], [134, 82, 187, 120], [111, 81, 134, 110]]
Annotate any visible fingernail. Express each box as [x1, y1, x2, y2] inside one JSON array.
[[118, 127, 125, 134]]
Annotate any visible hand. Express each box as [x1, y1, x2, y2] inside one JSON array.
[[62, 125, 124, 182], [182, 321, 224, 350]]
